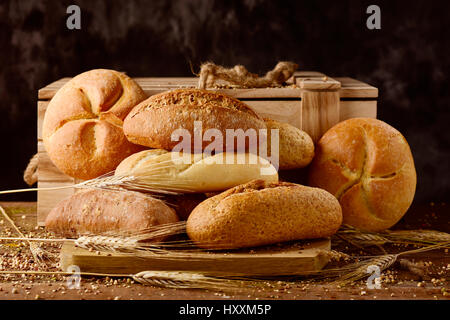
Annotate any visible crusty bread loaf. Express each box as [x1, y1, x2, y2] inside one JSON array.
[[42, 69, 147, 180], [45, 189, 178, 238], [308, 118, 417, 231], [186, 180, 342, 249], [115, 149, 279, 193], [264, 119, 314, 170], [123, 89, 267, 152]]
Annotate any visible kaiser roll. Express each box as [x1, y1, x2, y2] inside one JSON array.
[[308, 118, 417, 231], [42, 69, 147, 180]]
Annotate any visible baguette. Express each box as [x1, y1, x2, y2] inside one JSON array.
[[45, 189, 178, 238], [115, 149, 279, 193], [123, 89, 267, 152], [186, 180, 342, 249]]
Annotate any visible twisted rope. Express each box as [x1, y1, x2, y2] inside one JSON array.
[[23, 153, 38, 186], [198, 61, 298, 89]]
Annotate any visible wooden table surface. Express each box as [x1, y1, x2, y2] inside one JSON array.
[[0, 201, 448, 301]]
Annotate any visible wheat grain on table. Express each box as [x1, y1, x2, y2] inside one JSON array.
[[0, 202, 448, 300]]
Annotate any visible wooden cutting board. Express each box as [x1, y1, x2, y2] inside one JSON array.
[[60, 239, 331, 276]]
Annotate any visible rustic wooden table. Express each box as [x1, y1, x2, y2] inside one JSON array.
[[0, 202, 448, 300]]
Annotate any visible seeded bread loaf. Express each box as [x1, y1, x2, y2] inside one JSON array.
[[123, 89, 267, 152], [45, 189, 178, 238], [308, 118, 417, 231], [42, 69, 147, 180], [115, 149, 279, 193], [186, 180, 342, 249], [264, 119, 314, 170]]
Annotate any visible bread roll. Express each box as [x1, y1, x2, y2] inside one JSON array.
[[115, 149, 279, 193], [186, 180, 342, 249], [123, 89, 266, 152], [264, 119, 314, 170], [308, 118, 417, 231], [45, 189, 178, 238], [42, 69, 147, 180]]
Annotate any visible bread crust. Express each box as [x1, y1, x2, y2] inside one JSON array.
[[308, 118, 417, 231], [264, 119, 314, 169], [45, 189, 178, 238], [186, 180, 342, 249], [123, 89, 267, 151], [42, 69, 147, 180]]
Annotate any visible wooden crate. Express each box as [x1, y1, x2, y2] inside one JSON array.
[[37, 71, 378, 225]]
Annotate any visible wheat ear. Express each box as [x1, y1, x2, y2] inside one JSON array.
[[331, 241, 450, 285], [132, 271, 242, 290], [335, 225, 450, 248], [0, 205, 54, 267]]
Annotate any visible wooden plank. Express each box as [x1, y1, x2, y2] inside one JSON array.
[[293, 71, 326, 78], [37, 101, 49, 141], [38, 74, 377, 100], [37, 181, 76, 226], [340, 100, 377, 121], [60, 239, 331, 276], [336, 77, 378, 98], [299, 77, 341, 142], [301, 91, 340, 142], [37, 141, 73, 183], [297, 77, 341, 91], [245, 100, 302, 128], [37, 140, 79, 225]]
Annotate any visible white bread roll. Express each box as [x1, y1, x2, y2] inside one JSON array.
[[115, 150, 279, 193]]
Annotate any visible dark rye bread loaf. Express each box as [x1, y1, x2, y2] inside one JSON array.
[[186, 180, 342, 249], [123, 89, 267, 152]]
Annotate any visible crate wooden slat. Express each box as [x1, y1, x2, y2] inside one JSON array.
[[37, 71, 378, 225], [60, 239, 331, 276]]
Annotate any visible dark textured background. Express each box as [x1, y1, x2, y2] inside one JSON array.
[[0, 0, 449, 204]]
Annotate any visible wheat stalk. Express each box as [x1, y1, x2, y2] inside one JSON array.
[[335, 225, 450, 248], [332, 254, 398, 285], [328, 241, 450, 285], [132, 271, 244, 290], [0, 269, 253, 291], [0, 205, 54, 267]]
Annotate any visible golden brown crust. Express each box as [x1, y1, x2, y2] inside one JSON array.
[[264, 119, 315, 170], [123, 89, 267, 151], [45, 189, 178, 238], [186, 180, 342, 249], [42, 69, 147, 180], [308, 118, 417, 231]]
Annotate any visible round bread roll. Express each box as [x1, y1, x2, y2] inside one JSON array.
[[186, 180, 342, 249], [42, 69, 147, 180], [115, 149, 279, 193], [123, 89, 267, 152], [264, 119, 314, 170], [308, 118, 417, 231]]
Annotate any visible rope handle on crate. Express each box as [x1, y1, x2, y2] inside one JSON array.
[[24, 153, 38, 186], [198, 61, 298, 89]]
